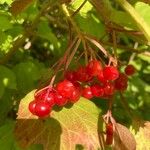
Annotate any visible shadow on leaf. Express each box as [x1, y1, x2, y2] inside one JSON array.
[[14, 118, 62, 150]]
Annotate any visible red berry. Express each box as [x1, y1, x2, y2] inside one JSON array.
[[34, 89, 47, 101], [103, 66, 119, 81], [125, 65, 136, 76], [70, 88, 81, 103], [45, 91, 55, 106], [56, 80, 75, 98], [91, 84, 104, 97], [82, 87, 93, 99], [103, 82, 115, 96], [69, 82, 81, 103], [28, 100, 37, 115], [55, 92, 68, 106], [76, 66, 93, 82], [115, 73, 128, 91], [35, 102, 51, 117], [65, 70, 77, 81], [97, 70, 107, 84], [86, 60, 102, 76], [106, 123, 113, 145], [34, 87, 52, 101]]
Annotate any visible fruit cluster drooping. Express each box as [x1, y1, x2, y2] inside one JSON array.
[[28, 61, 136, 118]]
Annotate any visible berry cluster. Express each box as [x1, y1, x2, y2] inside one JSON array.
[[28, 60, 135, 118]]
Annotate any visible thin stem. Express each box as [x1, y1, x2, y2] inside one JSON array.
[[54, 36, 79, 75], [112, 30, 118, 62], [100, 41, 147, 53], [71, 0, 88, 17], [82, 39, 88, 65], [65, 38, 81, 69], [85, 36, 108, 57], [61, 4, 84, 40]]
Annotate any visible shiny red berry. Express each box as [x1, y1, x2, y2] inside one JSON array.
[[45, 91, 55, 106], [65, 70, 77, 81], [28, 100, 37, 115], [103, 82, 115, 96], [55, 92, 68, 106], [56, 80, 75, 98], [91, 84, 104, 97], [125, 65, 136, 76], [103, 66, 119, 81], [34, 89, 47, 101], [82, 87, 93, 99], [97, 70, 107, 84], [35, 102, 51, 117], [86, 60, 102, 76], [34, 87, 52, 101], [115, 73, 128, 91], [70, 88, 81, 103], [76, 66, 92, 82]]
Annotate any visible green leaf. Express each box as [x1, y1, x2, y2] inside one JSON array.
[[13, 61, 41, 93], [71, 0, 93, 17], [0, 80, 5, 98], [0, 120, 43, 150], [135, 2, 150, 27], [0, 65, 16, 97], [0, 30, 7, 44], [37, 21, 58, 48], [16, 90, 101, 149], [75, 14, 105, 38], [110, 10, 138, 29], [0, 0, 13, 5], [0, 14, 12, 30], [0, 91, 14, 125], [0, 121, 21, 150], [6, 26, 23, 38]]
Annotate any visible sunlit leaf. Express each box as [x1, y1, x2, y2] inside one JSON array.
[[16, 90, 101, 149], [0, 0, 13, 5], [131, 120, 150, 149], [135, 2, 150, 27], [71, 0, 93, 17]]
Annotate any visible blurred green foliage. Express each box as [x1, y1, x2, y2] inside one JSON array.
[[0, 0, 150, 149]]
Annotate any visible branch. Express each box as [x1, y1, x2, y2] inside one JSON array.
[[100, 41, 149, 53]]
